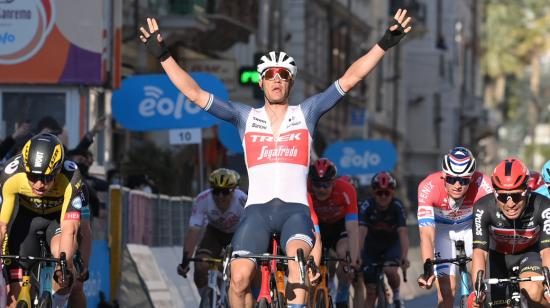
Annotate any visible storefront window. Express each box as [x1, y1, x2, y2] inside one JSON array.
[[2, 92, 66, 136]]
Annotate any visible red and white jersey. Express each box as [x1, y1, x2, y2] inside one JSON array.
[[243, 107, 311, 206], [417, 171, 493, 228], [205, 82, 346, 207], [189, 188, 247, 233], [308, 178, 358, 224]]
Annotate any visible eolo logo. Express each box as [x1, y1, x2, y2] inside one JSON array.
[[0, 0, 55, 64]]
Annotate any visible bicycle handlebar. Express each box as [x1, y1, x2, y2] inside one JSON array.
[[1, 251, 68, 286], [233, 248, 309, 284]]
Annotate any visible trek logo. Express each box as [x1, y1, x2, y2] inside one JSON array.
[[0, 32, 15, 44], [474, 209, 484, 236], [245, 129, 308, 167], [249, 133, 302, 143], [34, 151, 44, 168]]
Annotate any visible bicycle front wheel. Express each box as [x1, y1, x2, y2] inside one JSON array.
[[274, 291, 285, 308], [37, 291, 52, 308], [198, 287, 214, 308], [315, 290, 327, 308], [375, 282, 387, 308], [15, 302, 29, 308], [256, 298, 269, 308]]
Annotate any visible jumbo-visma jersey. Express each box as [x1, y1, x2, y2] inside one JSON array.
[[204, 81, 346, 206], [0, 154, 85, 224]]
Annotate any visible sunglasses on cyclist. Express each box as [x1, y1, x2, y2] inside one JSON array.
[[27, 172, 56, 184], [445, 176, 471, 186], [375, 190, 392, 197], [495, 191, 525, 203], [262, 67, 293, 81], [312, 181, 333, 189], [212, 188, 233, 196]]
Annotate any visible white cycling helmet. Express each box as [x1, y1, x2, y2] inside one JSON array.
[[257, 51, 298, 77], [442, 146, 476, 177]]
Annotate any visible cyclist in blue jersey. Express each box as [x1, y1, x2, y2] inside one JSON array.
[[535, 160, 550, 199], [139, 10, 412, 308]]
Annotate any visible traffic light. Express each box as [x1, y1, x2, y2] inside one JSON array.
[[239, 67, 259, 85]]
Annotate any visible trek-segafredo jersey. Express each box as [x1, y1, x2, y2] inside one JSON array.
[[203, 82, 346, 206], [417, 171, 493, 228]]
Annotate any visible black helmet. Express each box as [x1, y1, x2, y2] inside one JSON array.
[[22, 133, 64, 177]]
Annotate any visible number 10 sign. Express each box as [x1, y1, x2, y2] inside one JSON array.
[[169, 128, 202, 145]]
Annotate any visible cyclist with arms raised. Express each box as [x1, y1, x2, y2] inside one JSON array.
[[470, 158, 550, 307], [177, 168, 246, 298], [417, 147, 492, 307], [308, 158, 360, 308], [0, 133, 83, 308], [359, 172, 409, 308], [139, 9, 412, 307]]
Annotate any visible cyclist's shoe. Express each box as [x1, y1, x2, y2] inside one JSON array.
[[393, 299, 405, 308]]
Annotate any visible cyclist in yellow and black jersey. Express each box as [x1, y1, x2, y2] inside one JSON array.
[[0, 133, 84, 308]]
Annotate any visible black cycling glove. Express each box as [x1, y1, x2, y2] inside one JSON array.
[[377, 21, 407, 51], [143, 30, 171, 62]]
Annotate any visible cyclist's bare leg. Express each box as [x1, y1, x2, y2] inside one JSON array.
[[434, 275, 456, 308], [69, 280, 87, 308], [229, 258, 255, 308], [193, 252, 211, 290], [518, 271, 548, 307], [7, 282, 21, 308], [365, 282, 377, 308], [285, 239, 312, 305]]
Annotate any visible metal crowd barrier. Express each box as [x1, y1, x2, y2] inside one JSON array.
[[108, 185, 193, 299]]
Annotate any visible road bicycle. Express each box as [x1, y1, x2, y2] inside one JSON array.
[[308, 249, 350, 308], [423, 240, 471, 308], [474, 266, 548, 308], [364, 258, 406, 308], [0, 231, 68, 308], [230, 233, 309, 308], [187, 255, 230, 308]]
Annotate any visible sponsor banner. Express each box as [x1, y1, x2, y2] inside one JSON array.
[[0, 0, 118, 85], [112, 73, 228, 131], [323, 140, 398, 175], [85, 240, 111, 308]]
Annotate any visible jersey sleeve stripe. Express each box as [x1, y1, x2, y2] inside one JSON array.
[[203, 94, 214, 111], [335, 80, 346, 96], [418, 218, 435, 227], [345, 213, 358, 221]]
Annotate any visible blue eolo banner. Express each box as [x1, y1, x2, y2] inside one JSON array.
[[323, 140, 398, 175], [112, 73, 228, 131]]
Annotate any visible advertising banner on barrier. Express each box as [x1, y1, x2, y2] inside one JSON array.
[[85, 240, 110, 307], [323, 140, 398, 175], [0, 0, 120, 86]]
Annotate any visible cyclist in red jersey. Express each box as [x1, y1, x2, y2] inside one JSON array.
[[528, 170, 545, 191], [470, 158, 550, 307], [308, 158, 360, 308]]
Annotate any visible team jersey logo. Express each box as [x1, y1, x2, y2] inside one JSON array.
[[244, 129, 309, 167]]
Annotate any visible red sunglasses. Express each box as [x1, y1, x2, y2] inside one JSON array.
[[262, 67, 293, 81]]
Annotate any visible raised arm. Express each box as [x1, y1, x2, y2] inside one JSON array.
[[338, 9, 412, 93], [139, 18, 211, 108]]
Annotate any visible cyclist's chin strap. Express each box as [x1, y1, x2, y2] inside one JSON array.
[[51, 292, 70, 308]]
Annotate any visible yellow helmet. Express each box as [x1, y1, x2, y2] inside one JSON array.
[[209, 168, 239, 189]]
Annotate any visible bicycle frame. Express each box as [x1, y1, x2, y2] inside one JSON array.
[[309, 263, 330, 308], [188, 257, 228, 308], [257, 234, 281, 304]]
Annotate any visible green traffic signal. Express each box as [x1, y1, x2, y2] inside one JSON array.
[[239, 69, 260, 85]]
